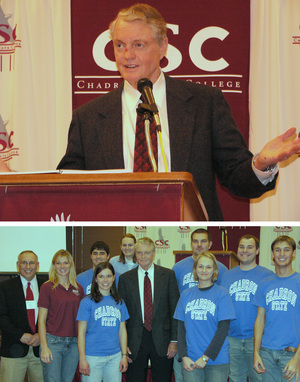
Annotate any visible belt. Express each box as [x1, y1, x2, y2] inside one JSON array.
[[284, 347, 297, 353]]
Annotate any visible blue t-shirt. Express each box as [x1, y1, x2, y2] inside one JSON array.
[[252, 272, 300, 350], [110, 256, 138, 275], [220, 265, 273, 338], [76, 294, 129, 356], [77, 268, 94, 295], [77, 268, 120, 295], [174, 284, 235, 365], [172, 256, 228, 294]]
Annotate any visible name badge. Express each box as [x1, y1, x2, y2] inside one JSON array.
[[26, 301, 37, 310]]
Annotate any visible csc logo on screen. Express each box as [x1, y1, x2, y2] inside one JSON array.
[[0, 132, 14, 152], [92, 25, 229, 73], [155, 240, 170, 247]]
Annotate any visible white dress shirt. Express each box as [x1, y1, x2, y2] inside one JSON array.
[[122, 71, 171, 172], [137, 263, 154, 324], [20, 275, 39, 324]]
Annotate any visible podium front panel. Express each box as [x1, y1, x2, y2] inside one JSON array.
[[0, 172, 208, 221], [0, 184, 183, 221]]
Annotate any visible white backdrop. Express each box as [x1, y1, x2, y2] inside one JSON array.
[[249, 0, 300, 220], [0, 0, 71, 171], [0, 0, 299, 220], [0, 225, 67, 272]]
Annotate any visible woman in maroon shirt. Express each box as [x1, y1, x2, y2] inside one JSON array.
[[38, 250, 84, 382]]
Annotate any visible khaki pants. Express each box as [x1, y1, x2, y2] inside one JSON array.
[[0, 346, 43, 382]]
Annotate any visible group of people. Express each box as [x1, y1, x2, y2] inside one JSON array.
[[0, 229, 299, 382], [0, 234, 137, 382], [172, 229, 300, 382]]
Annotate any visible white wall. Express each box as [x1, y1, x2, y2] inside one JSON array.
[[0, 226, 67, 273]]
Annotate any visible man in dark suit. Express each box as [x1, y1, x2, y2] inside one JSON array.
[[56, 3, 300, 221], [0, 250, 44, 382], [0, 4, 299, 219], [118, 237, 179, 382]]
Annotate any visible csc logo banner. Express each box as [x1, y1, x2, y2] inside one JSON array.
[[93, 25, 229, 73]]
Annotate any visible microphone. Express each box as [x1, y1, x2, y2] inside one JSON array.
[[137, 78, 161, 131]]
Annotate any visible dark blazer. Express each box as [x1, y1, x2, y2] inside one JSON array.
[[0, 275, 43, 358], [118, 264, 179, 361], [57, 75, 277, 220]]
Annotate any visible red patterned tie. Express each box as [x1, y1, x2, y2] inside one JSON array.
[[26, 282, 36, 334], [144, 271, 153, 331], [133, 108, 158, 172]]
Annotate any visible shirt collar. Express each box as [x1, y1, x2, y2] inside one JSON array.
[[123, 71, 166, 112], [20, 274, 37, 288], [151, 71, 166, 109], [123, 80, 140, 112], [138, 263, 155, 277]]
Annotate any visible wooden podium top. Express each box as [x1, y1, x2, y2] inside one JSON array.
[[1, 170, 198, 186]]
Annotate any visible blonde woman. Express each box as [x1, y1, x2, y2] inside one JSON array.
[[174, 252, 235, 382], [38, 250, 84, 382]]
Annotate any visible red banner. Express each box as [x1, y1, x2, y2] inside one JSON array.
[[71, 0, 250, 220]]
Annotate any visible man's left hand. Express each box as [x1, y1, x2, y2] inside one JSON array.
[[167, 342, 178, 359], [283, 355, 300, 381], [28, 333, 40, 347], [254, 128, 300, 171]]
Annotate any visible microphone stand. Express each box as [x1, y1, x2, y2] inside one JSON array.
[[137, 103, 158, 172]]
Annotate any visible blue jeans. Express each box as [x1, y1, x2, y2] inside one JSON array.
[[260, 347, 298, 382], [173, 353, 184, 382], [81, 352, 122, 382], [228, 337, 262, 382], [182, 363, 229, 382], [41, 333, 78, 382]]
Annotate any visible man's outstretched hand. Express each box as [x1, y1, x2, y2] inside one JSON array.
[[254, 128, 300, 171]]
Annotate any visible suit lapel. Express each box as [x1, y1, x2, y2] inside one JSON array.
[[13, 276, 28, 316], [95, 84, 125, 169], [153, 264, 164, 317], [128, 268, 143, 322], [165, 75, 196, 172]]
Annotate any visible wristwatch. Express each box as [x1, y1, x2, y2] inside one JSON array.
[[252, 153, 276, 172], [202, 356, 208, 363]]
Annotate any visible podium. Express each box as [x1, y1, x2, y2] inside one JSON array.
[[0, 171, 208, 221]]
